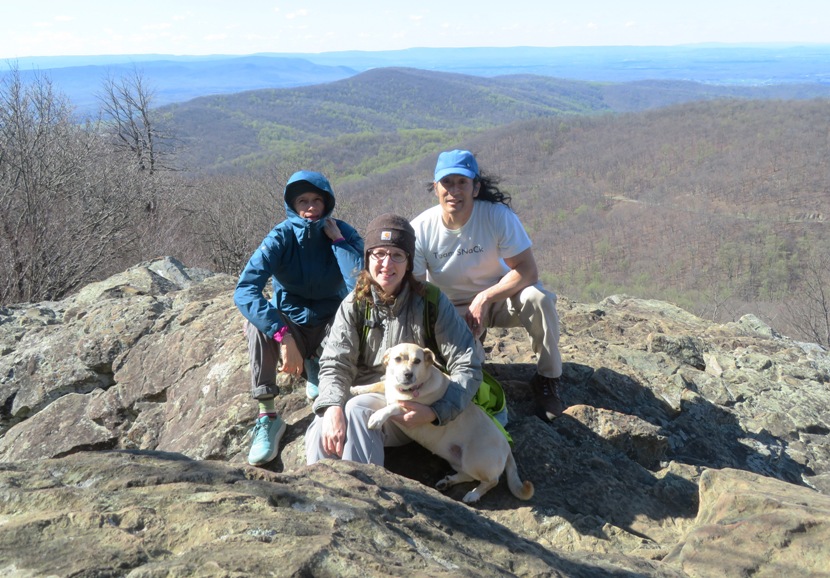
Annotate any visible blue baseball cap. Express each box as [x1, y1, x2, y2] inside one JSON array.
[[434, 149, 480, 181]]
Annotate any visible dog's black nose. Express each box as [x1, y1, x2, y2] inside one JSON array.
[[403, 371, 413, 380]]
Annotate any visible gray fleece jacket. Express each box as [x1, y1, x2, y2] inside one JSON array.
[[312, 282, 482, 425]]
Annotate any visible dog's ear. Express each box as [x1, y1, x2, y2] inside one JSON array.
[[423, 347, 435, 366], [382, 348, 391, 366]]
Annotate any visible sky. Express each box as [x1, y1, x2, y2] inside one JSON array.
[[2, 0, 829, 59]]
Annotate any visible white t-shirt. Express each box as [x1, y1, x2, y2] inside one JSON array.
[[412, 201, 532, 306]]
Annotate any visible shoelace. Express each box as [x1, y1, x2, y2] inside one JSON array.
[[539, 380, 560, 399], [252, 419, 269, 441]]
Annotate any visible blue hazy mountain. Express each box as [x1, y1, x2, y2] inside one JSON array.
[[9, 55, 357, 114], [7, 44, 829, 115], [268, 44, 830, 84]]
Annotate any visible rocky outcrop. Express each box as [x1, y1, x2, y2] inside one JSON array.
[[1, 257, 829, 577]]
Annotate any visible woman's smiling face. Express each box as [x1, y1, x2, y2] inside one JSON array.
[[368, 248, 408, 295]]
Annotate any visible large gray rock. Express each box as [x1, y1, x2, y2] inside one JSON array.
[[665, 467, 830, 577], [0, 450, 677, 577], [1, 257, 829, 576]]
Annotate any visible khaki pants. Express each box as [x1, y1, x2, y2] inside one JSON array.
[[457, 284, 562, 379]]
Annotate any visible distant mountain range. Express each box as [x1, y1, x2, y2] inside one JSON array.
[[8, 44, 830, 115]]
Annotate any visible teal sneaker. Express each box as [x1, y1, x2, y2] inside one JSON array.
[[305, 381, 319, 401], [247, 415, 286, 466]]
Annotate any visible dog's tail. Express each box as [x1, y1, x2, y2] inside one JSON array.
[[505, 452, 534, 500]]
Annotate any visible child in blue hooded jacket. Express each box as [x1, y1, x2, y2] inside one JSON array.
[[234, 170, 363, 466]]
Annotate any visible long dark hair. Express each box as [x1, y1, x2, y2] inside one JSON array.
[[475, 174, 512, 208]]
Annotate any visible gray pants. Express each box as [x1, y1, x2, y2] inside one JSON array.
[[305, 393, 412, 465], [244, 320, 328, 399]]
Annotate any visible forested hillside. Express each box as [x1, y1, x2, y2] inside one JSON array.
[[3, 65, 829, 346], [164, 67, 830, 174]]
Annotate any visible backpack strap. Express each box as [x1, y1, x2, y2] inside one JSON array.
[[422, 282, 445, 366], [355, 297, 375, 360]]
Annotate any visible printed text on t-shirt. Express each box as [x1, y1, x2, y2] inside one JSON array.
[[434, 245, 485, 259]]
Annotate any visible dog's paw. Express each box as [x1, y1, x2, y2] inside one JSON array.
[[462, 490, 482, 504], [367, 415, 383, 430], [435, 476, 451, 492]]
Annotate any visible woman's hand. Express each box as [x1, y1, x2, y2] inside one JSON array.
[[321, 405, 346, 457], [278, 334, 304, 377], [323, 217, 343, 241], [392, 401, 437, 426]]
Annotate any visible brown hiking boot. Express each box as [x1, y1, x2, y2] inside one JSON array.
[[530, 374, 565, 420]]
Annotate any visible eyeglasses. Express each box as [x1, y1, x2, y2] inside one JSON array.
[[369, 249, 408, 263]]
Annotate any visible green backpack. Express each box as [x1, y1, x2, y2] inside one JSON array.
[[359, 282, 512, 444]]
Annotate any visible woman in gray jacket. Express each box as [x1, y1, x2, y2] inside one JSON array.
[[305, 213, 482, 465]]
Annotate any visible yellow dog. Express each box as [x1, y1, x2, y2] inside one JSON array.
[[351, 343, 534, 504]]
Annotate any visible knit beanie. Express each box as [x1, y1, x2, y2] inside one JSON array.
[[364, 213, 416, 269]]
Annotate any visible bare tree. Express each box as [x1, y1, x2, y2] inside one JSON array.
[[95, 67, 192, 265], [97, 67, 176, 176], [0, 65, 160, 305], [784, 251, 830, 348], [1, 65, 88, 302], [189, 169, 285, 275]]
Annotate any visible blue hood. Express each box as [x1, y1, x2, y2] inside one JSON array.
[[234, 168, 364, 337], [284, 170, 336, 223]]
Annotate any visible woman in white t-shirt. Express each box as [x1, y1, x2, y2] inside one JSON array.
[[411, 149, 566, 421]]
